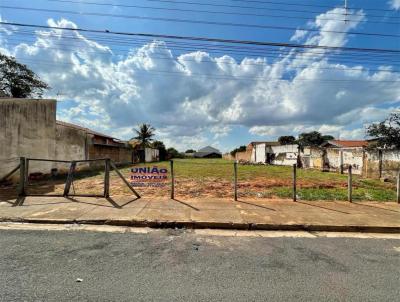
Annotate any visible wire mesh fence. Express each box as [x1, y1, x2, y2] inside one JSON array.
[[24, 158, 107, 197], [25, 159, 71, 196], [3, 157, 399, 203], [235, 162, 399, 203]]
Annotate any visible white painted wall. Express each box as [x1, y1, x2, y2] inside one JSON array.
[[326, 148, 364, 175], [251, 143, 266, 163], [270, 144, 298, 166], [145, 148, 159, 162]]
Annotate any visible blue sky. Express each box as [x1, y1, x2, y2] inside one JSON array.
[[1, 0, 400, 152]]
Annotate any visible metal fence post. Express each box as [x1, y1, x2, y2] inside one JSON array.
[[397, 170, 400, 204], [348, 165, 352, 203], [234, 161, 238, 201], [170, 160, 174, 199], [340, 151, 344, 174], [18, 157, 26, 197], [63, 161, 76, 197], [104, 158, 110, 198], [25, 158, 29, 185], [293, 164, 297, 202]]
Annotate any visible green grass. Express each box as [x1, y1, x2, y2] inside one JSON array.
[[272, 187, 396, 201]]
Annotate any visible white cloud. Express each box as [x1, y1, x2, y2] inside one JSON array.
[[0, 9, 399, 149], [389, 0, 400, 10], [290, 30, 308, 42]]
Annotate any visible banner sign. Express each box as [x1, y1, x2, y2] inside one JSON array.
[[130, 166, 168, 187]]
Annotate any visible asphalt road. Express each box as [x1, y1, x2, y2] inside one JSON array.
[[0, 228, 399, 302]]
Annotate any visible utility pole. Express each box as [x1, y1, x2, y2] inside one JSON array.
[[344, 0, 348, 24]]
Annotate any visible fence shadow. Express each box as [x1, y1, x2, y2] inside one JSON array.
[[65, 196, 116, 209], [115, 196, 141, 208], [235, 200, 276, 211], [297, 201, 350, 214], [12, 196, 25, 207], [352, 202, 400, 213], [172, 198, 200, 211]]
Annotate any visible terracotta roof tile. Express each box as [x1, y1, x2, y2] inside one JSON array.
[[327, 140, 368, 148]]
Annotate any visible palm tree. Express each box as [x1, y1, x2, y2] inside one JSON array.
[[132, 123, 155, 148]]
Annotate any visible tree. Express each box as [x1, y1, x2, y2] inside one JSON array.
[[278, 135, 296, 145], [151, 140, 167, 161], [230, 145, 247, 157], [322, 135, 335, 141], [0, 53, 49, 98], [297, 131, 324, 147], [167, 147, 183, 159], [367, 112, 400, 149], [297, 131, 333, 147], [185, 149, 196, 153], [132, 123, 155, 148]]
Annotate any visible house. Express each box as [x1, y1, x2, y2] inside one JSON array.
[[194, 146, 222, 158], [268, 144, 299, 166], [249, 141, 298, 165], [128, 140, 160, 163], [56, 120, 133, 164], [249, 142, 280, 163], [320, 140, 369, 174]]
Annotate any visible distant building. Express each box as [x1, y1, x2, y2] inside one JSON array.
[[249, 141, 281, 163], [319, 140, 369, 175], [56, 120, 132, 164], [128, 140, 159, 163], [194, 146, 222, 158], [321, 140, 369, 149]]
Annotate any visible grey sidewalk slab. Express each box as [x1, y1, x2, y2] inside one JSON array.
[[0, 196, 399, 232]]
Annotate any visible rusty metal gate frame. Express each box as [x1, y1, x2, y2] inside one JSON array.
[[14, 157, 140, 206]]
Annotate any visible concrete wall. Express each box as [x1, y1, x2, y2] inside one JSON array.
[[0, 99, 56, 179], [324, 148, 364, 175], [363, 150, 400, 179], [235, 149, 252, 162], [342, 149, 364, 175], [301, 147, 400, 178], [56, 123, 88, 161], [222, 153, 234, 160], [382, 151, 400, 178], [269, 144, 298, 166], [88, 144, 132, 164], [301, 147, 324, 169]]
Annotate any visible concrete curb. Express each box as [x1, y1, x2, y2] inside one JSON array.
[[1, 217, 400, 233]]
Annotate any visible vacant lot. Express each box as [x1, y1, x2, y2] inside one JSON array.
[[2, 158, 395, 202]]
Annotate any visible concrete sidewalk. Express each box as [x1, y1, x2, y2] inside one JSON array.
[[0, 196, 399, 232]]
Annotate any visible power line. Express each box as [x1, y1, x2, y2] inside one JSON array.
[[2, 21, 399, 54], [227, 0, 400, 12], [43, 0, 400, 25], [47, 0, 399, 19], [6, 37, 400, 72], [11, 27, 400, 58], [2, 5, 400, 38], [7, 30, 400, 66], [15, 57, 400, 84], [41, 0, 400, 25]]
